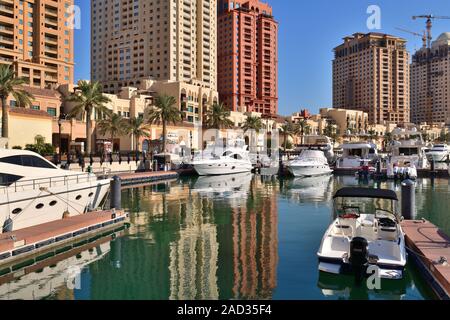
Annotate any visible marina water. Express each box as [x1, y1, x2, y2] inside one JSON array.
[[2, 174, 449, 300]]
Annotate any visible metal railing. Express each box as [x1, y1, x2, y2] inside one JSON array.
[[0, 173, 98, 194]]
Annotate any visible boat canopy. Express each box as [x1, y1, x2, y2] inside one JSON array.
[[333, 187, 398, 201]]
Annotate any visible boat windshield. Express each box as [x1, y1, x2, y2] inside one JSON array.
[[399, 147, 419, 156], [333, 197, 397, 220]]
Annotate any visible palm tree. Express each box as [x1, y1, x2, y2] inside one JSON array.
[[97, 113, 127, 152], [146, 94, 183, 153], [65, 80, 111, 154], [323, 122, 335, 138], [297, 119, 310, 144], [0, 64, 34, 140], [204, 102, 234, 151], [126, 117, 151, 152], [204, 102, 234, 130], [280, 121, 297, 151], [242, 115, 264, 153], [383, 132, 393, 151], [368, 129, 378, 140]]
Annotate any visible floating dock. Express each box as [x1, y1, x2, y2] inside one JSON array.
[[332, 167, 449, 178], [402, 220, 450, 300], [0, 210, 128, 267], [118, 171, 180, 186]]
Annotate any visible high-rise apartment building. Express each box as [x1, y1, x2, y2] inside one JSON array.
[[411, 33, 450, 125], [91, 0, 217, 92], [217, 0, 278, 116], [0, 0, 74, 88], [333, 33, 410, 125]]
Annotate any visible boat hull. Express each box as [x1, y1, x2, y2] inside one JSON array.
[[192, 162, 253, 176], [427, 151, 449, 163], [287, 165, 332, 178], [0, 178, 111, 232], [318, 260, 404, 280]]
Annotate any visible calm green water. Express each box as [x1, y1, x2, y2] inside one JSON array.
[[2, 175, 449, 300]]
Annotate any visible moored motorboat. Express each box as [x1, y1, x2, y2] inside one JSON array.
[[386, 128, 429, 180], [0, 149, 111, 232], [191, 144, 252, 176], [336, 142, 378, 170], [286, 150, 333, 177], [426, 144, 450, 163], [317, 187, 407, 280]]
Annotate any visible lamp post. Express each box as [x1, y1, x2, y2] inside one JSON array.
[[57, 117, 63, 164]]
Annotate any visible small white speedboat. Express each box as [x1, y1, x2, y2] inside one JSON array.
[[286, 150, 333, 177], [317, 187, 407, 280]]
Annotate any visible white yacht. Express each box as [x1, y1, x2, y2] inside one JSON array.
[[336, 142, 378, 169], [317, 187, 406, 280], [0, 149, 111, 232], [286, 150, 332, 177], [296, 135, 335, 163], [386, 128, 429, 180], [426, 144, 450, 163], [191, 140, 252, 176]]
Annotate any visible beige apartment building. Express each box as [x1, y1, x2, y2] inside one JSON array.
[[0, 0, 74, 88], [91, 0, 219, 126], [91, 0, 217, 90], [411, 33, 450, 125], [333, 33, 410, 125]]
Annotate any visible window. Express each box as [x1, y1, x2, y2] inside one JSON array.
[[0, 173, 23, 186], [47, 108, 57, 117], [0, 155, 56, 169]]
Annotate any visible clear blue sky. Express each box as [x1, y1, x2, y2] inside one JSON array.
[[74, 0, 450, 116]]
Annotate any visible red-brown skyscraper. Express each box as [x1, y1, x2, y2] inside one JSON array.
[[217, 0, 278, 116]]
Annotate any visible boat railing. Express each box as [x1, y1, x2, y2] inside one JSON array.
[[0, 173, 99, 194]]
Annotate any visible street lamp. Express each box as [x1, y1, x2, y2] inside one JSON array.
[[57, 117, 63, 164]]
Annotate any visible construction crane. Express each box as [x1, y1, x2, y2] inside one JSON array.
[[395, 27, 427, 49], [412, 15, 450, 48], [411, 15, 450, 124]]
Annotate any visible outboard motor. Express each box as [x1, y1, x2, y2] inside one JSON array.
[[350, 237, 369, 283]]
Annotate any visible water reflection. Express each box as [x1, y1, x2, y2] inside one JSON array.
[[282, 175, 333, 203], [0, 174, 446, 300], [0, 233, 117, 300]]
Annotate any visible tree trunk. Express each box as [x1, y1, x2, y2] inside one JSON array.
[[86, 109, 91, 154], [111, 133, 114, 152], [284, 133, 287, 151], [162, 121, 167, 153], [1, 96, 8, 140]]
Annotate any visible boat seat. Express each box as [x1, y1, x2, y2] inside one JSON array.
[[378, 227, 398, 241], [359, 214, 375, 227], [334, 218, 356, 237]]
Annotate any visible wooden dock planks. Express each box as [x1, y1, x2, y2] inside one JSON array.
[[402, 220, 450, 299]]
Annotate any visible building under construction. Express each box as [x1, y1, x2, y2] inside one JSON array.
[[411, 32, 450, 125]]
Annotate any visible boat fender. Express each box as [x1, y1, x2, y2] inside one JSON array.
[[2, 218, 13, 233], [62, 211, 71, 219]]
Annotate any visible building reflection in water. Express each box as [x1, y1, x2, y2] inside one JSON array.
[[121, 174, 279, 300], [230, 176, 278, 299]]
